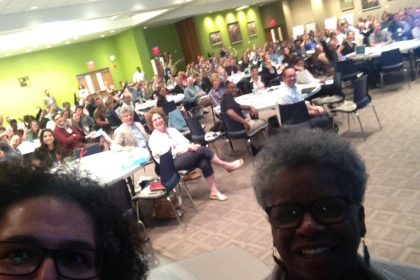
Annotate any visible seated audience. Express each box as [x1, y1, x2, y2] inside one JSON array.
[[369, 22, 392, 46], [113, 107, 149, 152], [0, 142, 22, 163], [146, 107, 243, 201], [261, 55, 280, 87], [183, 76, 206, 111], [275, 67, 326, 117], [32, 128, 68, 168], [337, 31, 356, 57], [220, 81, 267, 151], [93, 97, 111, 133], [0, 162, 149, 280], [53, 112, 84, 153], [23, 120, 41, 142], [254, 129, 420, 280], [249, 65, 266, 91], [208, 73, 225, 107]]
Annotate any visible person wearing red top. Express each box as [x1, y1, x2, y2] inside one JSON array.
[[52, 112, 83, 153]]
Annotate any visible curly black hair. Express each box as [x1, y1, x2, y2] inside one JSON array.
[[0, 162, 149, 280]]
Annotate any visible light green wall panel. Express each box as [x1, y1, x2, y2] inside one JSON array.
[[114, 29, 142, 84], [194, 6, 266, 58], [0, 37, 125, 119], [132, 27, 154, 81], [144, 24, 186, 73]]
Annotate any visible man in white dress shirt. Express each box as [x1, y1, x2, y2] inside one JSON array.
[[275, 67, 325, 117]]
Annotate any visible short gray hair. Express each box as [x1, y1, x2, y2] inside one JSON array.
[[119, 106, 134, 117], [253, 129, 367, 209]]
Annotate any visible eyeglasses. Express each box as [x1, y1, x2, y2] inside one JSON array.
[[265, 197, 355, 229], [0, 241, 100, 279]]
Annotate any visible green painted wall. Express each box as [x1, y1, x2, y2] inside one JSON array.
[[194, 6, 266, 58], [0, 37, 126, 119], [144, 24, 186, 72], [0, 27, 157, 119]]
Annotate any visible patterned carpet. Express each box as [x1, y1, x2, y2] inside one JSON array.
[[138, 78, 420, 272]]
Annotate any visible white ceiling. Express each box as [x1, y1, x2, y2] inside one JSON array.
[[0, 0, 275, 58]]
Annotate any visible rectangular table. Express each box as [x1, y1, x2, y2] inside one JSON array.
[[136, 93, 184, 112]]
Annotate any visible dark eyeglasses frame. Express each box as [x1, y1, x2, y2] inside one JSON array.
[[0, 241, 100, 280], [265, 196, 357, 230]]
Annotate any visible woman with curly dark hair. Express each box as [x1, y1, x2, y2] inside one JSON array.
[[0, 162, 149, 280]]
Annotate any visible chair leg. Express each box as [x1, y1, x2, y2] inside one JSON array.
[[371, 105, 382, 130], [347, 114, 350, 131], [380, 72, 384, 88], [227, 139, 235, 152], [166, 195, 183, 225], [180, 180, 198, 212], [403, 68, 411, 89], [355, 112, 365, 135], [211, 142, 219, 156], [134, 199, 146, 232]]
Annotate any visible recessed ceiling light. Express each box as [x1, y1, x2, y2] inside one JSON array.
[[74, 36, 79, 40], [143, 26, 148, 29], [26, 49, 31, 53], [110, 15, 118, 21], [110, 30, 115, 33], [65, 41, 70, 44], [100, 34, 105, 38], [30, 6, 38, 10]]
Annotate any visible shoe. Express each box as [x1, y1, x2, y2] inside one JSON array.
[[182, 170, 201, 181], [209, 192, 228, 201], [226, 159, 244, 173]]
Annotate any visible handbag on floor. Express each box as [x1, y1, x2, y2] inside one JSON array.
[[154, 192, 181, 219]]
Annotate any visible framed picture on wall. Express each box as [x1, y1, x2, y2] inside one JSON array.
[[227, 22, 242, 44], [209, 31, 223, 47], [18, 76, 30, 87], [247, 21, 257, 38], [361, 0, 380, 11], [340, 0, 354, 11]]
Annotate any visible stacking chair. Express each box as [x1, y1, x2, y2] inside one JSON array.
[[184, 117, 224, 155], [379, 48, 410, 89], [220, 112, 267, 156], [311, 72, 345, 107], [337, 60, 361, 82], [331, 74, 382, 137], [132, 149, 197, 226], [277, 101, 311, 129]]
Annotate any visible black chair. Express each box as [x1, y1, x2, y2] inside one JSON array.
[[379, 48, 410, 89], [132, 149, 197, 226], [337, 60, 361, 82], [331, 74, 382, 137], [219, 112, 267, 155], [311, 72, 345, 107], [277, 100, 311, 129], [73, 143, 102, 159], [184, 117, 224, 155]]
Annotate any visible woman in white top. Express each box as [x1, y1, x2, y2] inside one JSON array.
[[146, 107, 243, 201]]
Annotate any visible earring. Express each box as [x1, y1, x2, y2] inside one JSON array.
[[362, 237, 370, 267]]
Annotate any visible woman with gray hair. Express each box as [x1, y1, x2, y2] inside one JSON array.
[[254, 129, 420, 280]]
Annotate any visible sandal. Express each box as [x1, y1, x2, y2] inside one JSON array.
[[209, 192, 228, 201], [226, 159, 244, 173]]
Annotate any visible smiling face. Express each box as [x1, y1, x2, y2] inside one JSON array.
[[270, 165, 365, 280], [283, 68, 297, 87], [42, 131, 55, 147], [151, 113, 166, 132], [0, 197, 97, 280]]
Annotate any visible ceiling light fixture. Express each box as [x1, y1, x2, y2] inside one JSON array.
[[30, 6, 39, 10], [235, 5, 249, 11], [100, 34, 105, 38]]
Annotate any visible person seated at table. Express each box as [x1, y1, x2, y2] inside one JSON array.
[[208, 72, 226, 108], [220, 81, 267, 152], [249, 65, 266, 91], [172, 75, 186, 95], [32, 128, 68, 169], [337, 31, 357, 57], [0, 141, 22, 163], [412, 17, 420, 39], [112, 107, 149, 153], [254, 129, 420, 280], [146, 107, 243, 201], [293, 58, 320, 85], [369, 22, 392, 47], [261, 54, 280, 87], [53, 112, 84, 153], [93, 97, 111, 133], [183, 76, 207, 111], [0, 162, 149, 280], [275, 67, 326, 117], [23, 120, 41, 142]]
